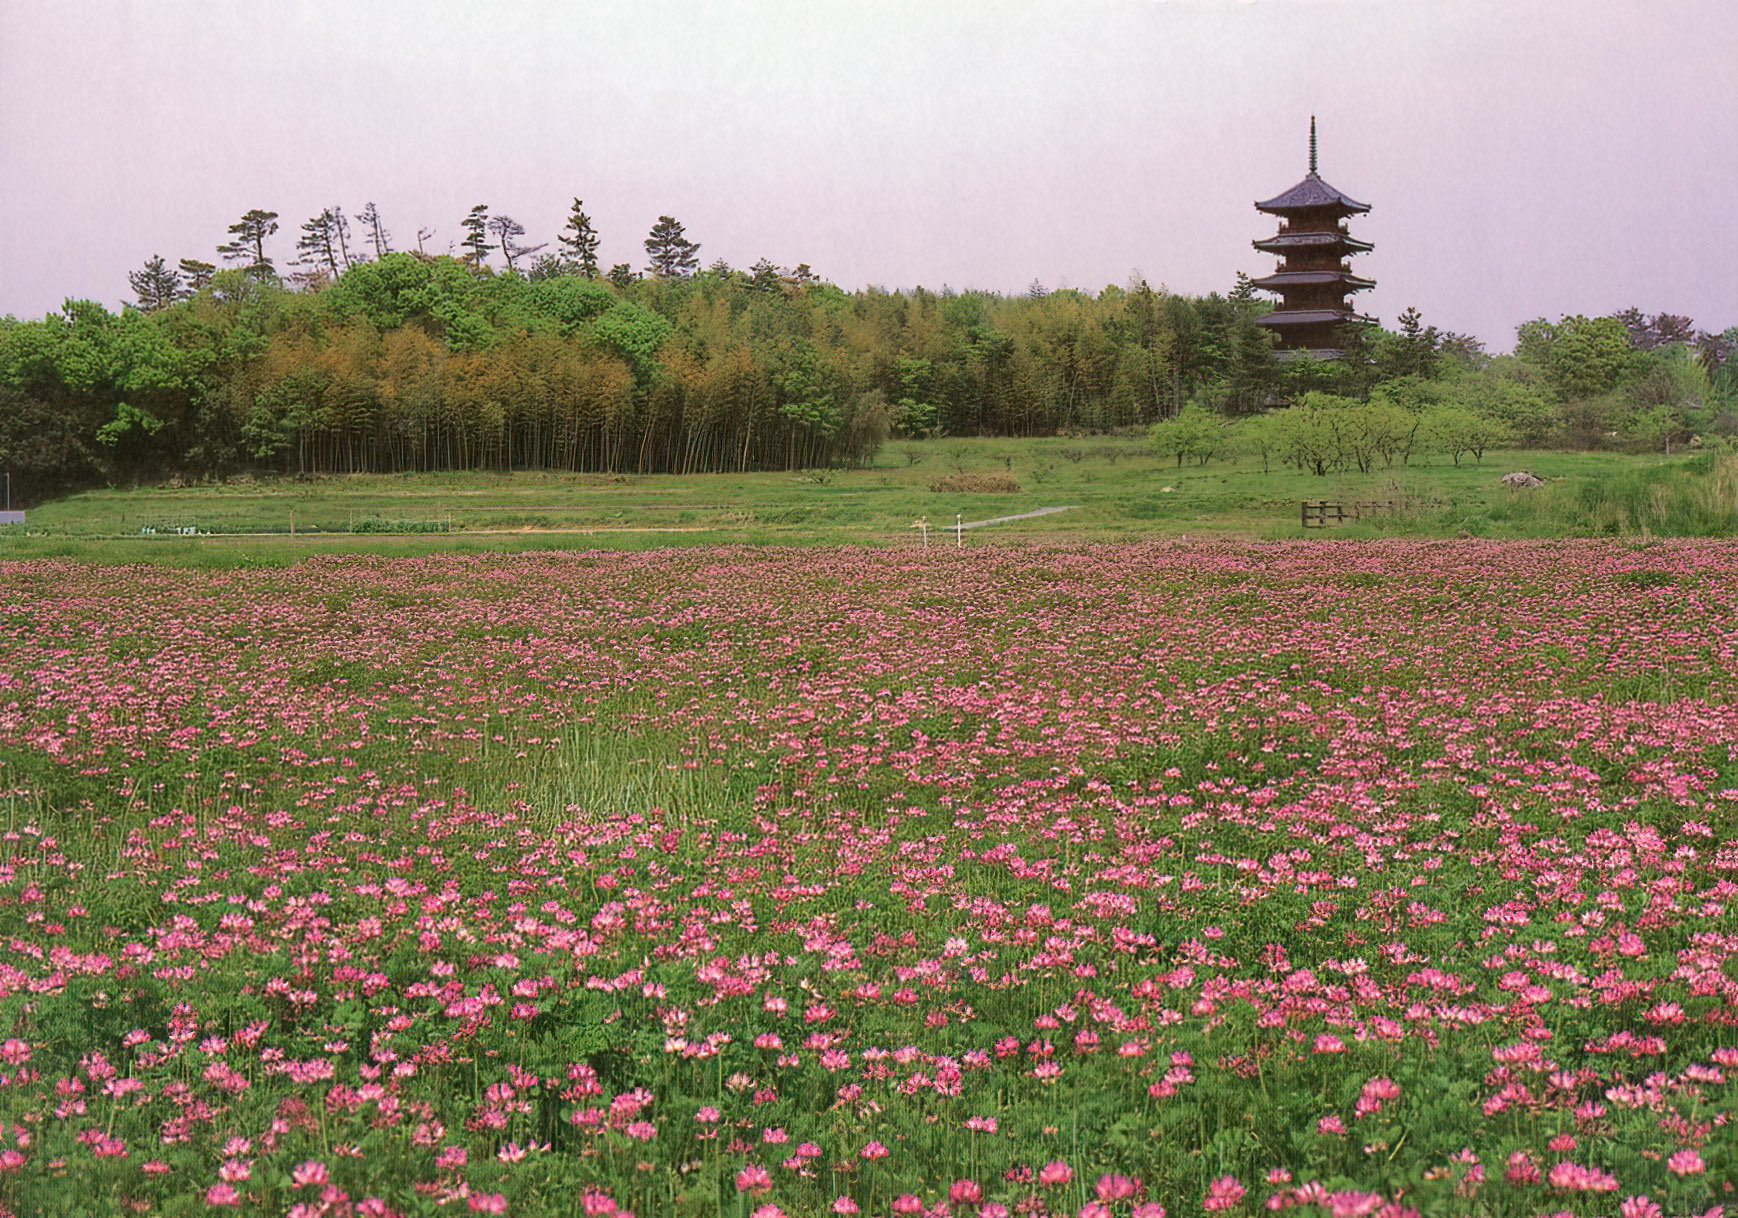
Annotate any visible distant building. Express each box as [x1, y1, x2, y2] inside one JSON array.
[[1251, 118, 1375, 360]]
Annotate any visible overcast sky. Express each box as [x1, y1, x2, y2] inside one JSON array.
[[2, 0, 1734, 348]]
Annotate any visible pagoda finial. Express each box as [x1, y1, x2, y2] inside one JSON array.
[[1309, 115, 1318, 175]]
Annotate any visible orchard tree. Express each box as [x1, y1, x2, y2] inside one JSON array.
[[128, 255, 183, 312], [1149, 403, 1225, 466], [558, 198, 601, 278], [644, 215, 700, 279], [216, 209, 280, 278]]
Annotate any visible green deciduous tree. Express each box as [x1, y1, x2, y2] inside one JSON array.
[[1517, 314, 1637, 402]]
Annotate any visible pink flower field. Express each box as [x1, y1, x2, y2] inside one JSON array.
[[0, 541, 1734, 1218]]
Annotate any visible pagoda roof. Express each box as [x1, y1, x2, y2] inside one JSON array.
[[1250, 270, 1375, 292], [1255, 172, 1370, 215], [1273, 348, 1345, 363], [1255, 308, 1363, 328], [1252, 231, 1372, 254]]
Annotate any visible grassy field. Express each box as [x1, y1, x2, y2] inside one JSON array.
[[0, 437, 1713, 565]]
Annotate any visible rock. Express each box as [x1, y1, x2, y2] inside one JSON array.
[[1500, 471, 1545, 488]]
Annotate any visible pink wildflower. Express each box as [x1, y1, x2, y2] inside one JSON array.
[[1203, 1174, 1246, 1211], [1096, 1173, 1139, 1201], [1547, 1161, 1619, 1192], [736, 1165, 772, 1195], [1667, 1149, 1705, 1177]]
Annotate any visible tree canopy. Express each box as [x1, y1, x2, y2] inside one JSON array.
[[4, 202, 1735, 504]]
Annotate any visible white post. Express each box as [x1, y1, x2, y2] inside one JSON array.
[[921, 517, 929, 548], [956, 514, 963, 550]]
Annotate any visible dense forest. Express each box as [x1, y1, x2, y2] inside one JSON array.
[[2, 203, 1735, 503]]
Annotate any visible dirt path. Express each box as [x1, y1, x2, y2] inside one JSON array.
[[954, 505, 1077, 530]]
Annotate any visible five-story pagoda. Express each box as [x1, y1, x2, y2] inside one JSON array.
[[1251, 118, 1374, 358]]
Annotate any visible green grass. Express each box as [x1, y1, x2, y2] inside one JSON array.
[[1, 437, 1712, 566]]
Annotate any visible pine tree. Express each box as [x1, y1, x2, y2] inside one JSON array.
[[216, 209, 280, 278], [487, 214, 544, 272], [461, 205, 491, 268], [558, 198, 601, 278], [747, 257, 782, 295], [128, 255, 183, 312], [178, 259, 216, 294], [607, 263, 636, 290], [330, 205, 354, 270], [1395, 306, 1441, 377], [295, 209, 341, 279], [644, 215, 700, 279], [358, 202, 391, 259]]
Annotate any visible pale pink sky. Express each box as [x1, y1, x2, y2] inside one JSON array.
[[3, 0, 1734, 348]]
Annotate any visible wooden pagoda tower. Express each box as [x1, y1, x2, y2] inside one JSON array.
[[1251, 118, 1374, 359]]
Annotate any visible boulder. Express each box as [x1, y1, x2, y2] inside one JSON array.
[[1500, 471, 1545, 488]]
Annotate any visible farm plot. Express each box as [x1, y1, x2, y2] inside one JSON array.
[[0, 542, 1734, 1217]]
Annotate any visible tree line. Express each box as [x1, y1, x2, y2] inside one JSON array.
[[2, 200, 1734, 504]]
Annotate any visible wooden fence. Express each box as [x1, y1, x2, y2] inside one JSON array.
[[1300, 499, 1445, 528]]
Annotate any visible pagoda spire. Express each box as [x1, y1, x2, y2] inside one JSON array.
[[1309, 115, 1317, 175]]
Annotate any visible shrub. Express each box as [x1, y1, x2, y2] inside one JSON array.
[[928, 472, 1021, 493], [351, 516, 451, 534]]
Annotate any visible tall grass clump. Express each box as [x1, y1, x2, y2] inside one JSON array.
[[1494, 450, 1738, 536]]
